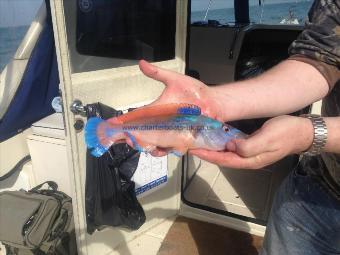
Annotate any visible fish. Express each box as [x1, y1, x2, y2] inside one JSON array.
[[85, 103, 246, 157]]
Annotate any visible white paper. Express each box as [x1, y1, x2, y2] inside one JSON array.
[[132, 152, 168, 197], [117, 101, 168, 197]]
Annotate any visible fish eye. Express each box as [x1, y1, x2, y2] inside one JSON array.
[[223, 125, 229, 132]]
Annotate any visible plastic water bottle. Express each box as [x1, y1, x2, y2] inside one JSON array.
[[51, 96, 63, 113]]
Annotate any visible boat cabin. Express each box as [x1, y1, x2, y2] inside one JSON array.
[[0, 0, 317, 254]]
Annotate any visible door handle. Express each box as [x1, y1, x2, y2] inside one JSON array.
[[70, 99, 87, 117]]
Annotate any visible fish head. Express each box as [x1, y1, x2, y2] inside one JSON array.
[[194, 123, 246, 151], [221, 123, 246, 139]]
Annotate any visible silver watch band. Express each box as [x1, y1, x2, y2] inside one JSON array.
[[300, 114, 328, 156]]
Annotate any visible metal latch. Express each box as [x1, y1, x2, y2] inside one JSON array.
[[70, 99, 87, 117]]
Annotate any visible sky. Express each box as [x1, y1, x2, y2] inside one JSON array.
[[0, 0, 42, 27]]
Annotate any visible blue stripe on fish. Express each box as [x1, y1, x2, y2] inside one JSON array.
[[172, 115, 222, 129]]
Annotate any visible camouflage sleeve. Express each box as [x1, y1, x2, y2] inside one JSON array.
[[288, 0, 340, 89]]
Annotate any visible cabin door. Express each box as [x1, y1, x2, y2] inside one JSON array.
[[49, 0, 188, 254]]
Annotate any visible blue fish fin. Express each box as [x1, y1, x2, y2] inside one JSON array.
[[85, 117, 113, 157], [177, 105, 201, 116]]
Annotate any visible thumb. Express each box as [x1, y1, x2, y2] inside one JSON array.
[[139, 59, 180, 84], [231, 132, 269, 158]]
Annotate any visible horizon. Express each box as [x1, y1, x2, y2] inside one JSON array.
[[191, 0, 310, 11]]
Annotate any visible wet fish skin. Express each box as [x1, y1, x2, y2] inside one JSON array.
[[85, 104, 246, 157]]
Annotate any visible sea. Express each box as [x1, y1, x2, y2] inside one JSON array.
[[191, 1, 313, 24], [0, 1, 313, 72], [0, 25, 29, 72]]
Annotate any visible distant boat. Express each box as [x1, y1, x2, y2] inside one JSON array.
[[280, 18, 299, 25], [280, 8, 299, 25]]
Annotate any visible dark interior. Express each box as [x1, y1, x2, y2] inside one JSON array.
[[235, 28, 302, 80], [76, 0, 176, 62]]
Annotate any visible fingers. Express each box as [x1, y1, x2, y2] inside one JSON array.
[[139, 60, 180, 84], [107, 117, 123, 125], [150, 148, 169, 157], [229, 130, 273, 158], [190, 149, 247, 168], [189, 149, 280, 169]]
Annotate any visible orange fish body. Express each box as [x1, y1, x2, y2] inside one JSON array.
[[85, 104, 246, 157]]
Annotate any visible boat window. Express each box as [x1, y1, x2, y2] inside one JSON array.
[[190, 0, 313, 26], [191, 0, 235, 25], [0, 0, 42, 73], [249, 0, 313, 25], [63, 0, 177, 73]]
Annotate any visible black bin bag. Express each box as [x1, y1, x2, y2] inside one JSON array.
[[85, 103, 146, 234]]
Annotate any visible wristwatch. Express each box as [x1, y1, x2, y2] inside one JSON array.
[[300, 114, 328, 156]]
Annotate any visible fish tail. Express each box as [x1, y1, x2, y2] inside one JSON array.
[[85, 117, 117, 157]]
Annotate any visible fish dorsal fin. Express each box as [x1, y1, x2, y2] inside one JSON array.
[[111, 103, 201, 124], [177, 104, 201, 116]]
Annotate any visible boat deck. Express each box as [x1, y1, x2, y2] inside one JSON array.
[[0, 217, 263, 255], [157, 216, 263, 255], [115, 216, 263, 255]]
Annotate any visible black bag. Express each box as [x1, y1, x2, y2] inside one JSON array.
[[85, 103, 146, 234], [0, 181, 77, 255]]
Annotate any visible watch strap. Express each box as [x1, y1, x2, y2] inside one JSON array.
[[300, 114, 328, 156]]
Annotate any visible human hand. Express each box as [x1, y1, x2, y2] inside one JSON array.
[[139, 60, 225, 156], [139, 60, 222, 121], [190, 115, 314, 169]]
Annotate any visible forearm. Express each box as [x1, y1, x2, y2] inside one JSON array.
[[210, 60, 329, 121], [324, 117, 340, 153]]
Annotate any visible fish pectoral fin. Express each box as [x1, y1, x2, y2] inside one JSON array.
[[125, 132, 143, 152], [125, 132, 156, 153]]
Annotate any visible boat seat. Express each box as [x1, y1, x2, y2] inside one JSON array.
[[0, 0, 59, 142], [0, 2, 46, 120]]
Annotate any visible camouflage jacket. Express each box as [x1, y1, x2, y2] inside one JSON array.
[[288, 0, 340, 198]]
